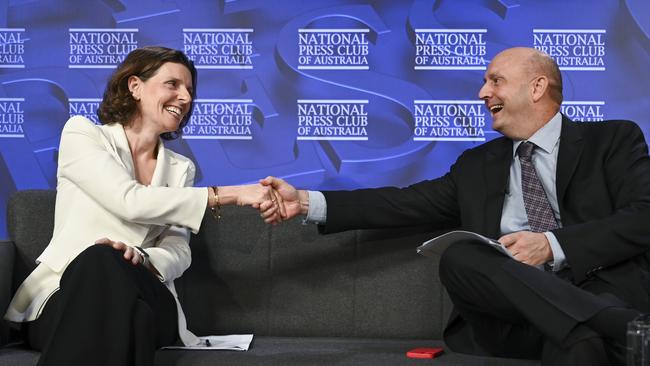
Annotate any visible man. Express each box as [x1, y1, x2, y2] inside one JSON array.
[[259, 47, 650, 365]]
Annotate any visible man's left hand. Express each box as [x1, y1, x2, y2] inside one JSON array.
[[498, 231, 553, 266]]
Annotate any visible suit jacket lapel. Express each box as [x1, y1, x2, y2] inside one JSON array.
[[556, 116, 583, 206], [102, 122, 134, 175], [483, 137, 513, 238]]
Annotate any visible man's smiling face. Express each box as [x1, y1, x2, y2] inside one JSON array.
[[478, 49, 536, 140]]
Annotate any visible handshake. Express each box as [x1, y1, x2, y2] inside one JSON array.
[[218, 176, 306, 225]]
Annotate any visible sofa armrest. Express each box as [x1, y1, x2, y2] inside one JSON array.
[[0, 240, 15, 346]]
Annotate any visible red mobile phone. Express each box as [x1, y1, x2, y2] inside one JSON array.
[[406, 347, 444, 359]]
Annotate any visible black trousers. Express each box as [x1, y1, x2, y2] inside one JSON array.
[[439, 241, 631, 366], [24, 245, 179, 366]]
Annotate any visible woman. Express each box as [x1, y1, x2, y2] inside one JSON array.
[[3, 46, 279, 366]]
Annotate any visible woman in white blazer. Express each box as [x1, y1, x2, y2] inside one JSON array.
[[3, 46, 280, 366]]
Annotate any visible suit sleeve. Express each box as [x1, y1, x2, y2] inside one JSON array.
[[146, 161, 196, 282], [554, 121, 650, 283], [58, 116, 207, 232], [319, 156, 464, 234]]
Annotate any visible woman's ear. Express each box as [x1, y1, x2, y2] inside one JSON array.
[[127, 75, 142, 101]]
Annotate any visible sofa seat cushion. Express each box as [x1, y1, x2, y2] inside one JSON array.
[[155, 336, 540, 366], [0, 347, 39, 366]]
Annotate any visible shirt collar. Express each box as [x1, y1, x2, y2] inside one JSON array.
[[513, 111, 562, 156]]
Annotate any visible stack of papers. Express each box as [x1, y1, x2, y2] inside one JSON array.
[[416, 230, 514, 258], [162, 334, 254, 351]]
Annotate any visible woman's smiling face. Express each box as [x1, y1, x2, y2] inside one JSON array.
[[129, 62, 193, 134]]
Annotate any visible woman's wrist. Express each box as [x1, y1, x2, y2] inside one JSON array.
[[207, 187, 214, 207], [214, 185, 241, 206], [133, 246, 150, 266], [208, 186, 221, 220], [208, 186, 240, 207]]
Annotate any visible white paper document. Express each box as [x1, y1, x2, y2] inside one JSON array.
[[161, 334, 254, 351], [416, 230, 514, 259]]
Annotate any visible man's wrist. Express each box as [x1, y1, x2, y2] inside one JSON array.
[[544, 231, 567, 271], [298, 190, 309, 215], [303, 190, 326, 224]]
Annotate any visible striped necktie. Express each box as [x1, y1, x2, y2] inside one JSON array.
[[517, 141, 559, 232]]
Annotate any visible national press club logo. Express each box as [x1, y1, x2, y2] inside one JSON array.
[[414, 29, 487, 70], [533, 29, 606, 71], [297, 99, 368, 140], [183, 28, 254, 69], [0, 98, 25, 138], [0, 28, 26, 69], [413, 100, 486, 141], [68, 28, 138, 68], [297, 29, 369, 70], [561, 101, 605, 122], [69, 98, 102, 124], [183, 99, 253, 140]]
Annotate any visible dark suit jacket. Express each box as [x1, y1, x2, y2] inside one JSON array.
[[320, 116, 650, 313]]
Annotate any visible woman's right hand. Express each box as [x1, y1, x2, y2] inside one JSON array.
[[234, 184, 277, 207], [213, 184, 284, 221]]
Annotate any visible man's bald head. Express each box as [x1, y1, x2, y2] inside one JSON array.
[[490, 48, 563, 105], [480, 47, 564, 139]]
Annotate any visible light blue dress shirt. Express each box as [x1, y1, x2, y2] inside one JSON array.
[[503, 112, 566, 270], [305, 112, 567, 271]]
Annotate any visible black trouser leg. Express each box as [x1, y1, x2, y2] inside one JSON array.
[[542, 329, 612, 366], [440, 241, 544, 359], [25, 245, 178, 366], [439, 240, 627, 365]]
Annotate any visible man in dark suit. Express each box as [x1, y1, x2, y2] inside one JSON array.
[[258, 47, 650, 365]]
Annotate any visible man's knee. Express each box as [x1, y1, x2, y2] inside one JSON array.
[[440, 241, 471, 272], [439, 241, 491, 283]]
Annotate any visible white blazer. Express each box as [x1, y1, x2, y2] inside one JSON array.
[[5, 116, 208, 345]]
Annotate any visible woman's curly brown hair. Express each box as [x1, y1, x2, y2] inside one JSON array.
[[97, 46, 197, 140]]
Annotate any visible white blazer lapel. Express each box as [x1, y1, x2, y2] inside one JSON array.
[[101, 124, 189, 189], [151, 142, 169, 187], [101, 122, 135, 176]]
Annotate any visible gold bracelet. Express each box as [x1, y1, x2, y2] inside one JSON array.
[[210, 186, 221, 220]]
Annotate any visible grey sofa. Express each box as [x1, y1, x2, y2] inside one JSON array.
[[0, 190, 538, 365]]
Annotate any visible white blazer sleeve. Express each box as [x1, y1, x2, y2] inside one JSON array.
[[147, 161, 197, 282], [58, 116, 207, 232]]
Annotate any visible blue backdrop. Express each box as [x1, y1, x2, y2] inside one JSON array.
[[0, 0, 649, 239]]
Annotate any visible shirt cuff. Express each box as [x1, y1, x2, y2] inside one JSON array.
[[303, 190, 327, 225], [544, 231, 567, 271]]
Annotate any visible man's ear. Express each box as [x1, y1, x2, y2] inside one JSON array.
[[128, 75, 142, 101], [531, 75, 549, 102]]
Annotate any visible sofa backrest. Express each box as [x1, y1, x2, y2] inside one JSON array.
[[7, 190, 56, 291], [7, 190, 453, 340], [179, 205, 452, 339]]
